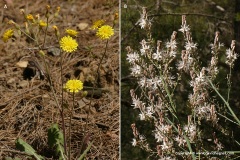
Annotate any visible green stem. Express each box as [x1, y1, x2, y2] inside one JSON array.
[[206, 77, 240, 126], [165, 118, 196, 160], [18, 28, 36, 42], [69, 92, 74, 160], [84, 40, 109, 132], [60, 51, 67, 155], [148, 58, 177, 118], [96, 40, 109, 86], [42, 55, 67, 154], [227, 67, 232, 103], [42, 16, 49, 48]]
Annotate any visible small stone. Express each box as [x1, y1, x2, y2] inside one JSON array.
[[16, 61, 28, 68], [42, 94, 50, 99], [18, 80, 29, 88], [77, 22, 89, 30], [47, 47, 61, 56]]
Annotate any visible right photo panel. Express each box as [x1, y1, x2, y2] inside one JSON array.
[[121, 0, 240, 159]]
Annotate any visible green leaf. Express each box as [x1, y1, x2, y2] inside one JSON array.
[[48, 124, 65, 160], [183, 135, 196, 160], [15, 138, 44, 160], [78, 141, 93, 160], [48, 124, 63, 147]]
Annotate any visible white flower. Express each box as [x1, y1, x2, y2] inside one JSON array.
[[154, 131, 164, 142], [185, 41, 197, 51], [210, 42, 224, 50], [131, 138, 137, 146], [184, 124, 196, 133], [139, 18, 147, 29], [131, 97, 141, 109], [195, 71, 205, 84], [184, 124, 197, 141], [139, 112, 146, 120], [161, 139, 173, 151], [145, 78, 153, 88], [175, 136, 186, 147], [226, 48, 238, 66], [138, 77, 146, 87], [139, 134, 146, 141], [151, 77, 162, 90], [127, 52, 139, 64], [196, 106, 211, 119], [179, 23, 190, 33], [130, 65, 141, 76], [166, 40, 177, 49], [169, 50, 177, 57], [152, 51, 162, 60], [140, 40, 150, 55]]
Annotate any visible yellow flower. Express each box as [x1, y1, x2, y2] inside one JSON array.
[[91, 19, 105, 30], [96, 25, 114, 40], [26, 14, 34, 21], [65, 79, 83, 93], [60, 36, 78, 53], [2, 29, 14, 43], [39, 20, 47, 27], [65, 29, 78, 37]]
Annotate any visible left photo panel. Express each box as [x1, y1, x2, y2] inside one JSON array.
[[0, 0, 119, 159]]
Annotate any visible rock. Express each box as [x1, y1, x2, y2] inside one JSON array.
[[16, 61, 28, 68], [42, 94, 50, 99], [47, 47, 61, 56], [18, 80, 29, 88], [77, 22, 89, 30]]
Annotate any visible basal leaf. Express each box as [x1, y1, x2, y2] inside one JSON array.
[[15, 138, 44, 160]]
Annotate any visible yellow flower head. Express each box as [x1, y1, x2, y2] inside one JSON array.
[[65, 29, 78, 37], [39, 20, 47, 27], [2, 29, 14, 43], [26, 14, 34, 21], [60, 36, 78, 53], [96, 25, 114, 40], [91, 19, 105, 30], [65, 79, 83, 93]]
